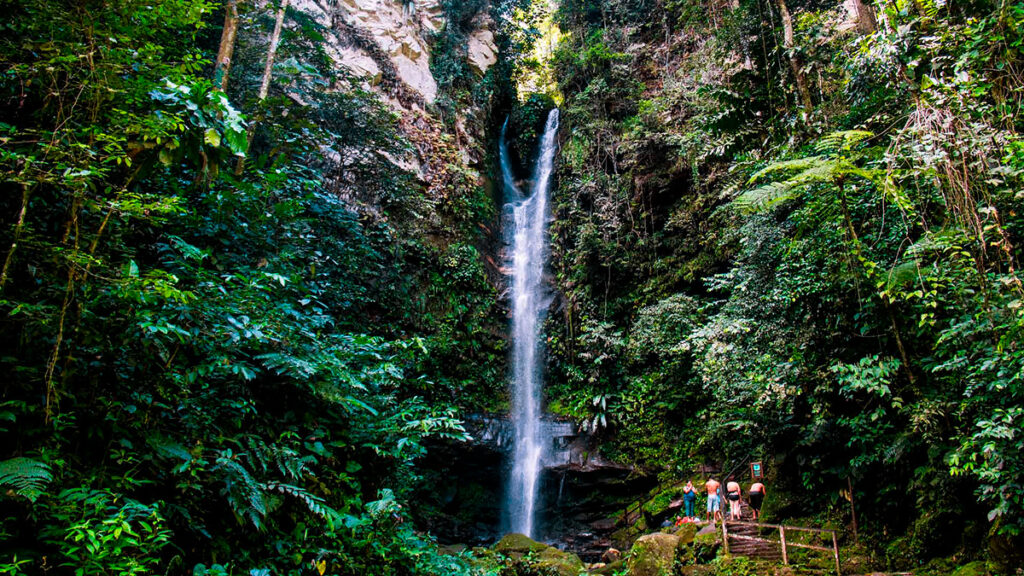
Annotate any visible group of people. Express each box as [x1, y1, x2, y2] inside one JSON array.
[[672, 477, 766, 525]]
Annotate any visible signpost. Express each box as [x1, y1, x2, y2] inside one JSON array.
[[750, 461, 763, 480]]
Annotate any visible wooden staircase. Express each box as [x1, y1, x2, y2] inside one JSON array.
[[725, 521, 784, 561], [721, 506, 843, 575], [722, 499, 782, 561]]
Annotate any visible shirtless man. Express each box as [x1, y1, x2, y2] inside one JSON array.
[[726, 478, 742, 520], [748, 482, 765, 521], [704, 477, 722, 523]]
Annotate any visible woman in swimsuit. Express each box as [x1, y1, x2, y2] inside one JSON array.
[[726, 479, 742, 520]]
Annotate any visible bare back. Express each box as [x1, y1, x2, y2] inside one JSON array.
[[727, 481, 740, 494], [750, 482, 765, 493], [705, 479, 720, 495]]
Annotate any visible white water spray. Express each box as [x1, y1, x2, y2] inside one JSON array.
[[504, 109, 559, 538]]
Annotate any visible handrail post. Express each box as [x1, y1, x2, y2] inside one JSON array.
[[722, 519, 729, 555], [832, 531, 841, 575], [779, 525, 788, 565]]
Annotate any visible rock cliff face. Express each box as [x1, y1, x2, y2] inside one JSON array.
[[290, 0, 498, 197], [293, 0, 496, 107]]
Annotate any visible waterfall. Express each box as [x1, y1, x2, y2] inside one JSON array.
[[504, 109, 559, 538]]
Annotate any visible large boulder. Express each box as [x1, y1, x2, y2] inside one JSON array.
[[466, 14, 497, 76], [673, 523, 698, 545], [691, 529, 722, 564], [493, 533, 585, 576], [626, 532, 681, 576], [495, 533, 548, 557], [536, 546, 586, 576]]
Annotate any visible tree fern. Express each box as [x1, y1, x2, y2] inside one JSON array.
[[814, 130, 874, 155], [735, 130, 882, 212], [0, 457, 53, 502]]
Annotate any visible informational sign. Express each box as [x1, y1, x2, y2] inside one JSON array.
[[750, 461, 763, 479]]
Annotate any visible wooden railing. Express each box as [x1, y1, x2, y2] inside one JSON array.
[[721, 521, 841, 575]]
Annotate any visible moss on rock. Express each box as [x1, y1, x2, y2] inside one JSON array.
[[493, 533, 585, 576], [691, 529, 721, 564], [674, 523, 698, 545], [496, 533, 549, 556], [951, 560, 990, 576], [626, 532, 681, 576], [535, 546, 585, 576]]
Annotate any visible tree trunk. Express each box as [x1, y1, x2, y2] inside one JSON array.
[[849, 0, 877, 33], [215, 0, 242, 91], [775, 0, 813, 114], [236, 0, 289, 175], [0, 184, 31, 292], [258, 0, 289, 101]]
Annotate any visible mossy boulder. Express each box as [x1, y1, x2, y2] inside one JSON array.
[[691, 529, 721, 564], [495, 533, 549, 558], [951, 561, 989, 576], [493, 533, 584, 576], [673, 523, 698, 545], [535, 546, 585, 576], [626, 532, 681, 576]]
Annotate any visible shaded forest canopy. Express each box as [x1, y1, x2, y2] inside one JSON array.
[[1, 0, 1023, 574]]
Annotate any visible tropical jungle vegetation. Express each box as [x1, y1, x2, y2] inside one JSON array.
[[1, 0, 1022, 573]]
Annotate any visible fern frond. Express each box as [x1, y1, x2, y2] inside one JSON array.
[[0, 457, 53, 502], [737, 158, 834, 211], [737, 150, 884, 213], [241, 435, 316, 480], [917, 0, 939, 19], [815, 130, 874, 154], [747, 156, 829, 184], [264, 481, 342, 523], [214, 456, 266, 529]]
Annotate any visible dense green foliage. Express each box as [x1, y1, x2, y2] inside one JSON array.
[[0, 0, 505, 573], [540, 0, 1024, 567]]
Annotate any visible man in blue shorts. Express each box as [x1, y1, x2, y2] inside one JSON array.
[[704, 477, 722, 523]]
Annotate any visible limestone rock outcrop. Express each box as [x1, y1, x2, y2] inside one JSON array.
[[467, 14, 497, 76], [293, 0, 496, 107]]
